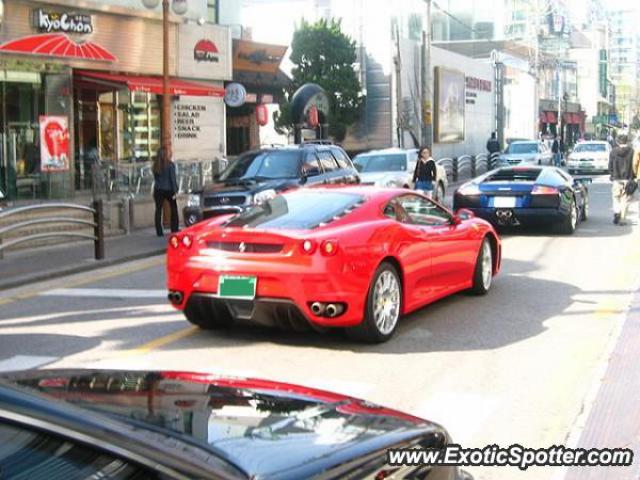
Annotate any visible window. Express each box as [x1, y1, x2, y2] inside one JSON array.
[[225, 191, 364, 229], [302, 152, 322, 177], [318, 151, 338, 172], [330, 147, 351, 169], [219, 150, 301, 181], [353, 154, 407, 173], [0, 421, 158, 479], [207, 0, 218, 23], [395, 194, 451, 226]]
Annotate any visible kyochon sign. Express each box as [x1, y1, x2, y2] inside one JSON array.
[[33, 9, 93, 35]]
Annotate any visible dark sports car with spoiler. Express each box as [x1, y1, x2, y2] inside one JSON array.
[[168, 186, 501, 343], [453, 166, 591, 234], [0, 369, 472, 479]]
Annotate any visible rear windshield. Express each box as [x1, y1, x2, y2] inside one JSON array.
[[507, 143, 537, 154], [573, 143, 607, 153], [220, 150, 301, 181], [353, 154, 407, 173], [486, 169, 541, 182], [225, 191, 365, 229]]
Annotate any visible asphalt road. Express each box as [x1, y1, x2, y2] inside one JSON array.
[[1, 176, 639, 480]]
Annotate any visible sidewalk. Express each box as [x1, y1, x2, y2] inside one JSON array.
[[0, 228, 167, 291]]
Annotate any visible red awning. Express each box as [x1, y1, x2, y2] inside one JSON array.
[[76, 70, 225, 97], [0, 33, 116, 62]]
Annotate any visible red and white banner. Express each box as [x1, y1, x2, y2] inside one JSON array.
[[40, 116, 70, 173]]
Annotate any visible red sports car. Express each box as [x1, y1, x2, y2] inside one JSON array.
[[167, 186, 501, 342]]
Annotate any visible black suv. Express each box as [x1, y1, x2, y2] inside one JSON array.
[[184, 143, 360, 226]]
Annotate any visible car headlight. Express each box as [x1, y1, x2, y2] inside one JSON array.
[[253, 189, 277, 205], [187, 194, 201, 207]]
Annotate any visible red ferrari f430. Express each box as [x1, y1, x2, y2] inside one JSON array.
[[167, 186, 501, 342]]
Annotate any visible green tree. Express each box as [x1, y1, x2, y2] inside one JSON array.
[[274, 18, 364, 142]]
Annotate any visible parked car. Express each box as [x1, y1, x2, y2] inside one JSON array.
[[183, 143, 360, 226], [352, 148, 448, 201], [566, 141, 611, 174], [0, 369, 472, 480], [168, 186, 501, 343], [498, 141, 553, 166], [453, 166, 591, 234]]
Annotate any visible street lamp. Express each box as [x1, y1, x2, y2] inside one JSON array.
[[142, 0, 188, 154]]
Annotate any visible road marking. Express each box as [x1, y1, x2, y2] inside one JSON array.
[[41, 288, 167, 299], [0, 256, 164, 306], [0, 355, 58, 372], [118, 326, 199, 356]]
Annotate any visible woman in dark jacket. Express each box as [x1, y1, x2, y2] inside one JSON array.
[[152, 147, 179, 236], [413, 147, 437, 198]]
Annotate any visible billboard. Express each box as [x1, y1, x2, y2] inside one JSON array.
[[434, 67, 465, 143], [39, 115, 70, 172]]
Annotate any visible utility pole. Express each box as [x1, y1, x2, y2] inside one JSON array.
[[421, 0, 433, 150], [394, 24, 404, 148], [557, 60, 563, 144]]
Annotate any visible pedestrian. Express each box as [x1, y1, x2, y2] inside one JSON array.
[[608, 134, 635, 226], [486, 132, 501, 156], [152, 147, 179, 236], [559, 137, 565, 166], [413, 147, 437, 199], [552, 135, 561, 166]]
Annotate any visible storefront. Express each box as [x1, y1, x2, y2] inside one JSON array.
[[0, 0, 230, 201], [225, 39, 289, 156]]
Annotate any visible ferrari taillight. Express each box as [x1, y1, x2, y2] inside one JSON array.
[[531, 185, 559, 195], [169, 235, 180, 249], [182, 235, 193, 248], [300, 239, 317, 254], [320, 240, 339, 256]]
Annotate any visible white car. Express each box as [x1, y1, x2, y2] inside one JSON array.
[[566, 141, 611, 174], [352, 148, 448, 201], [498, 141, 553, 166]]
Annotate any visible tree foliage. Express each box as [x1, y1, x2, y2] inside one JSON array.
[[274, 18, 364, 142]]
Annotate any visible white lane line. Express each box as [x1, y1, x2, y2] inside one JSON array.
[[0, 355, 58, 372], [41, 288, 167, 299]]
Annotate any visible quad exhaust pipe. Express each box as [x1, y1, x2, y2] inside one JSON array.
[[310, 302, 345, 318], [168, 291, 184, 305]]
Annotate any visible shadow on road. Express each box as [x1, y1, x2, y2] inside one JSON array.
[[164, 258, 587, 354]]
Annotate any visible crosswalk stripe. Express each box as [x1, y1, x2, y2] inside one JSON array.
[[0, 355, 58, 372], [41, 288, 167, 299]]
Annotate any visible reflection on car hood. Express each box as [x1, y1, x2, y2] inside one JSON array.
[[2, 370, 442, 479], [500, 153, 538, 160]]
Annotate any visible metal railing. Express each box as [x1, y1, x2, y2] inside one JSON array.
[[91, 159, 228, 200], [0, 200, 104, 260], [436, 152, 501, 184]]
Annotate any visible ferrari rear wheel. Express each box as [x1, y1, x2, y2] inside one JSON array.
[[471, 238, 493, 295], [347, 262, 402, 343], [184, 298, 235, 330]]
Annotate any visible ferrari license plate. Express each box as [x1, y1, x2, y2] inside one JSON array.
[[492, 196, 516, 208], [218, 276, 257, 299]]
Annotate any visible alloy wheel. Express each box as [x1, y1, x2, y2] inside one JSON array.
[[373, 271, 401, 335], [481, 240, 493, 290]]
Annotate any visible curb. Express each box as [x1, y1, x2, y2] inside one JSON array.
[[0, 248, 165, 291]]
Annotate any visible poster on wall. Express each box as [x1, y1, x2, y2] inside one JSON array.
[[434, 67, 465, 143], [39, 115, 70, 172]]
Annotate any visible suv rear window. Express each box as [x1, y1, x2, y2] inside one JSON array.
[[225, 191, 364, 229], [486, 168, 541, 182], [220, 150, 301, 181]]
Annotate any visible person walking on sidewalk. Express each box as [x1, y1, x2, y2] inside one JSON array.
[[552, 135, 561, 166], [486, 132, 501, 156], [152, 147, 179, 236], [608, 134, 635, 226], [413, 147, 437, 199]]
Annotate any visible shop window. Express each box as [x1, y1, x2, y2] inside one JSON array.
[[120, 91, 160, 162], [207, 0, 218, 23]]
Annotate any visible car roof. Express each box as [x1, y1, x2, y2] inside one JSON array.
[[510, 140, 539, 145]]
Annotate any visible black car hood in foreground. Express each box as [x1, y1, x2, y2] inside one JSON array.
[[0, 370, 459, 479]]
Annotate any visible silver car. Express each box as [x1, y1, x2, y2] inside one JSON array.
[[352, 148, 448, 201], [499, 141, 553, 166]]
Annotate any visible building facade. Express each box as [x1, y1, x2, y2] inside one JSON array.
[[0, 0, 232, 202]]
